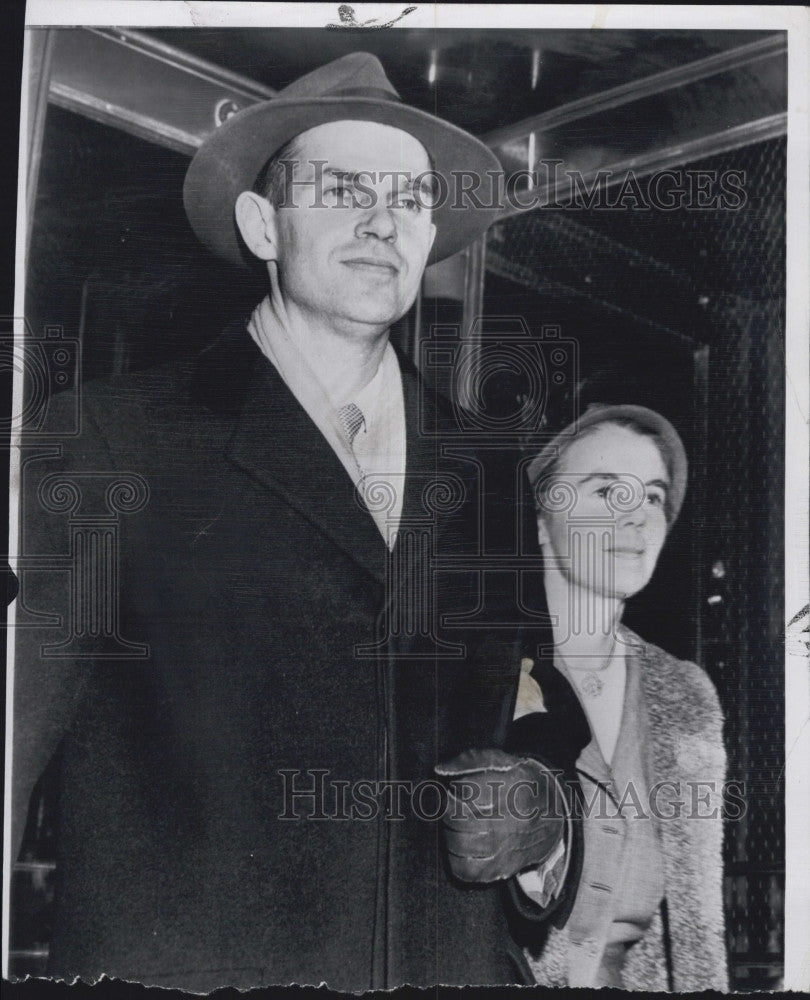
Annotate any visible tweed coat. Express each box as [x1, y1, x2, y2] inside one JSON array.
[[526, 626, 728, 991], [13, 322, 585, 991]]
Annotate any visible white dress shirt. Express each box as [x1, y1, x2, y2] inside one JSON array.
[[246, 293, 407, 548]]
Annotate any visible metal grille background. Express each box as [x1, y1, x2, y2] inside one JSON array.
[[485, 138, 786, 990]]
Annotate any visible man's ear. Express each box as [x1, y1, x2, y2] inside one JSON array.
[[235, 191, 279, 262], [536, 517, 550, 547]]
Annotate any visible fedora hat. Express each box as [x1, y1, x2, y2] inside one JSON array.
[[183, 52, 503, 268]]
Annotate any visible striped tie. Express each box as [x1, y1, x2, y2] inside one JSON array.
[[338, 402, 366, 445]]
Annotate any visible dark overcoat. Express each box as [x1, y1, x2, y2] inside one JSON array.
[[14, 323, 564, 991]]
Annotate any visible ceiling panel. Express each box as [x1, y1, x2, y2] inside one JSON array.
[[146, 28, 777, 136]]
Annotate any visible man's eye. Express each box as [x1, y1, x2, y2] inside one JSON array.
[[392, 194, 421, 212], [325, 183, 352, 203], [646, 492, 665, 507]]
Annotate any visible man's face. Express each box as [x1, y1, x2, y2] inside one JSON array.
[[269, 120, 436, 334]]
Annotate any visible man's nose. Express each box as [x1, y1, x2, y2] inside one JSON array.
[[355, 199, 397, 242]]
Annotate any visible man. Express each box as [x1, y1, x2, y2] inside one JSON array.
[[12, 53, 582, 990]]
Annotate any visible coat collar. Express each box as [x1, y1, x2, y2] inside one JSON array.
[[620, 625, 727, 991], [620, 625, 679, 795], [189, 322, 448, 587], [192, 322, 387, 583]]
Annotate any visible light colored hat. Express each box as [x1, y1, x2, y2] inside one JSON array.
[[526, 403, 688, 525], [183, 52, 502, 268]]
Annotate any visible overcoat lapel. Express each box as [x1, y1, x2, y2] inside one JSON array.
[[386, 356, 458, 641], [194, 325, 390, 584], [397, 357, 442, 533], [194, 328, 456, 597]]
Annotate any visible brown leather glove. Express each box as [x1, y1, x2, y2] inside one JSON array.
[[435, 747, 567, 884]]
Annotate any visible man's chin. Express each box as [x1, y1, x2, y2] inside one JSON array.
[[339, 303, 412, 332]]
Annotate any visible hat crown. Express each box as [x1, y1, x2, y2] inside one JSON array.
[[275, 52, 400, 101]]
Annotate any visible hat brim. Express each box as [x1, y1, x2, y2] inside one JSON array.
[[183, 96, 503, 268], [526, 404, 688, 526]]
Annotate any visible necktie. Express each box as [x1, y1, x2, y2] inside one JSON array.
[[338, 402, 366, 445]]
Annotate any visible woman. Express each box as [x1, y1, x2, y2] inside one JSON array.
[[521, 403, 727, 991]]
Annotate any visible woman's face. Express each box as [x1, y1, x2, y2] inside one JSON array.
[[536, 423, 670, 601]]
